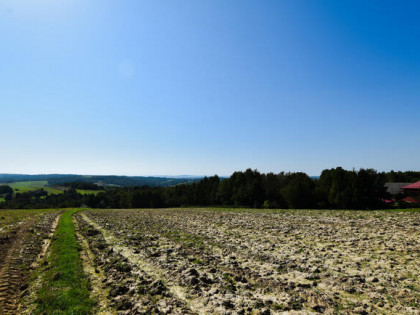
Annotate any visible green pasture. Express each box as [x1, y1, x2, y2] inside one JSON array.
[[0, 181, 63, 194], [0, 181, 104, 196]]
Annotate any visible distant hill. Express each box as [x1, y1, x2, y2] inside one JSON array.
[[0, 174, 201, 188]]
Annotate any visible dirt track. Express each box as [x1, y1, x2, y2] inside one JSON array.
[[0, 212, 60, 314], [0, 219, 35, 314]]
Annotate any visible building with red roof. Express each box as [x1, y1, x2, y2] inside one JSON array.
[[402, 181, 420, 196]]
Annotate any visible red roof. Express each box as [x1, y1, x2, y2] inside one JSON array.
[[400, 196, 420, 203], [402, 181, 420, 190]]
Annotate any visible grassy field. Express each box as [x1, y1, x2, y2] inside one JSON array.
[[0, 181, 103, 196], [0, 181, 63, 194]]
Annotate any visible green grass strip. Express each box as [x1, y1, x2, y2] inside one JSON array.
[[34, 209, 94, 314]]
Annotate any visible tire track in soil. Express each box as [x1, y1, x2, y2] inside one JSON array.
[[73, 215, 116, 315], [0, 219, 36, 314], [80, 213, 210, 315], [31, 214, 61, 270], [19, 214, 61, 315]]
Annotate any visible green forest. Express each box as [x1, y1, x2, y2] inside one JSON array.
[[1, 168, 418, 210]]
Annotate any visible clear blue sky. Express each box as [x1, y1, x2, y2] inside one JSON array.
[[1, 0, 419, 176]]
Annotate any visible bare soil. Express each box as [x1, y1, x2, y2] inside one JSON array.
[[0, 212, 60, 314], [78, 208, 420, 314], [1, 208, 418, 314]]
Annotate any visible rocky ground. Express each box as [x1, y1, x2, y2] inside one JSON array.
[[78, 208, 420, 314]]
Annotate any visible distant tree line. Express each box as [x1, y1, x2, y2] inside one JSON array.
[[61, 182, 102, 190], [0, 174, 197, 187], [0, 167, 397, 210], [383, 171, 420, 183]]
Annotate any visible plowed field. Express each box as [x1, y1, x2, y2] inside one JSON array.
[[1, 208, 419, 314], [0, 210, 61, 314]]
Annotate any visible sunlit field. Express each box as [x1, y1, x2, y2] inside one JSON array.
[[1, 208, 419, 314]]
